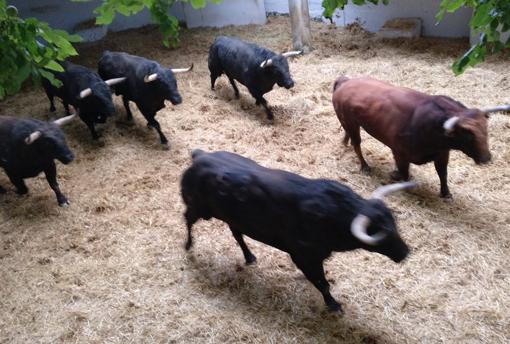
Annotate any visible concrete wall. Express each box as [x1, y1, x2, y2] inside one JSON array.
[[8, 0, 265, 41], [264, 0, 472, 38]]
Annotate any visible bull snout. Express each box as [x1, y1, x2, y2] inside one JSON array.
[[59, 152, 75, 165], [475, 152, 491, 165], [391, 246, 409, 263], [284, 80, 295, 89], [170, 95, 182, 105]]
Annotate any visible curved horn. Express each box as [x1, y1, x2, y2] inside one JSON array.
[[282, 50, 303, 58], [482, 105, 510, 113], [25, 131, 42, 145], [79, 88, 92, 99], [260, 59, 273, 68], [105, 77, 126, 86], [144, 73, 158, 83], [171, 63, 193, 73], [371, 181, 417, 200], [350, 214, 387, 246], [53, 113, 77, 127], [443, 116, 460, 133]]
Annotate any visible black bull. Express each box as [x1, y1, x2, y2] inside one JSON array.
[[181, 150, 415, 312], [208, 36, 301, 120], [0, 113, 76, 206]]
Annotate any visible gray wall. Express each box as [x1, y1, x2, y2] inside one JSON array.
[[9, 0, 265, 41]]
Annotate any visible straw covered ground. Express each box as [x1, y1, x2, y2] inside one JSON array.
[[1, 16, 509, 343]]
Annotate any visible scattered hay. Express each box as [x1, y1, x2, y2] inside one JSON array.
[[0, 16, 509, 344]]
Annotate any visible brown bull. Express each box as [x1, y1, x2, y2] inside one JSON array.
[[332, 76, 508, 198]]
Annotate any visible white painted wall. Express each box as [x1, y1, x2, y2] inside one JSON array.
[[264, 0, 472, 38], [183, 0, 265, 28]]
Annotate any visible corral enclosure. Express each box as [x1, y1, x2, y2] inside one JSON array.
[[1, 16, 510, 343]]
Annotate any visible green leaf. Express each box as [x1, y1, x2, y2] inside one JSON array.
[[44, 60, 64, 72]]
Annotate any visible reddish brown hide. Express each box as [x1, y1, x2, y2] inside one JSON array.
[[332, 76, 491, 198]]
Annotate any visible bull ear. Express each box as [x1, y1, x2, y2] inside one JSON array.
[[443, 116, 460, 135], [144, 73, 158, 83], [25, 131, 42, 145], [260, 59, 273, 68]]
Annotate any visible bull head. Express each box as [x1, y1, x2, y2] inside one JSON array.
[[171, 63, 194, 74], [25, 109, 78, 145], [350, 182, 416, 245]]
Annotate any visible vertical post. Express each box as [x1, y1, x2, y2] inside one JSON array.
[[288, 0, 312, 53]]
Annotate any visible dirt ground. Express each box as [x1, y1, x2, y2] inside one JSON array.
[[1, 16, 509, 344]]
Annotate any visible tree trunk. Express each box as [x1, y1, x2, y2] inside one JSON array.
[[288, 0, 312, 53]]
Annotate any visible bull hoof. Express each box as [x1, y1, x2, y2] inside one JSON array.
[[185, 239, 193, 251], [0, 186, 5, 194], [360, 165, 371, 175], [161, 143, 170, 151], [49, 106, 56, 112], [390, 171, 409, 181], [266, 114, 274, 121], [440, 192, 453, 201], [59, 200, 70, 208], [327, 302, 344, 313], [16, 188, 28, 195], [245, 255, 257, 265]]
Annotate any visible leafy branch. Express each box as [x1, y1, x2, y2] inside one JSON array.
[[0, 1, 81, 99]]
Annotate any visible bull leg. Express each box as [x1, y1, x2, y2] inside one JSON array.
[[390, 153, 410, 181], [147, 116, 169, 148], [122, 96, 133, 121], [342, 132, 350, 146], [349, 126, 370, 174], [229, 226, 257, 265], [210, 73, 219, 90], [44, 161, 69, 207], [252, 93, 273, 120], [45, 90, 56, 112], [6, 172, 28, 195], [0, 185, 6, 194], [291, 255, 342, 312], [434, 151, 451, 198], [85, 120, 100, 140], [63, 101, 71, 116], [228, 77, 240, 99], [184, 209, 199, 250]]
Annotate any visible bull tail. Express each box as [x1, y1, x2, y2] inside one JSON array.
[[191, 149, 205, 161], [333, 76, 351, 92]]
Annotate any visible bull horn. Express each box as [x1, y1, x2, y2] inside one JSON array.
[[79, 88, 92, 99], [53, 113, 77, 127], [25, 131, 42, 145], [282, 50, 303, 58], [260, 59, 273, 68], [350, 214, 387, 246], [370, 181, 417, 200], [171, 63, 193, 73], [482, 105, 510, 113], [105, 77, 126, 86], [443, 116, 460, 133], [144, 73, 158, 83]]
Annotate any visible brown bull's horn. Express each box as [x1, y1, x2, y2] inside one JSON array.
[[260, 59, 273, 68], [482, 105, 510, 113], [370, 181, 417, 200], [144, 73, 158, 83], [350, 214, 387, 246], [443, 116, 460, 133], [171, 63, 193, 73], [25, 131, 42, 145], [79, 88, 92, 99], [282, 50, 302, 58], [53, 113, 77, 127], [105, 77, 126, 86]]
